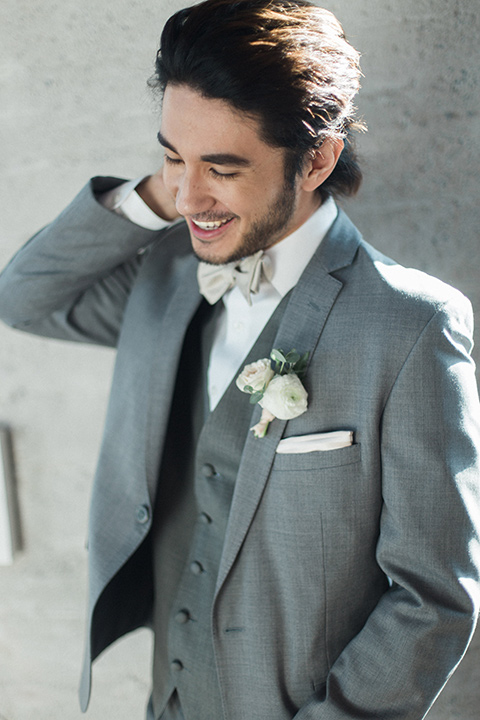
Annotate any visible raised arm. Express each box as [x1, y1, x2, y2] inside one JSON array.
[[0, 176, 176, 347]]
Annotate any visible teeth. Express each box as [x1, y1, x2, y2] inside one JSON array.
[[193, 218, 231, 230]]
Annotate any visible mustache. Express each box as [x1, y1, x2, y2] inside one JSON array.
[[190, 213, 237, 222]]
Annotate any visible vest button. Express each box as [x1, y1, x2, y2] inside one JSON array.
[[201, 463, 216, 478], [200, 512, 212, 525], [190, 561, 204, 575], [175, 610, 190, 624], [171, 659, 183, 672], [135, 504, 150, 524]]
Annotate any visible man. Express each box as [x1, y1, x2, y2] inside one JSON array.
[[0, 0, 479, 718]]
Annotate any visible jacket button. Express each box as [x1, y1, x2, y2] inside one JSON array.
[[190, 561, 204, 575], [175, 610, 190, 624], [199, 512, 212, 524], [201, 463, 216, 478], [171, 659, 183, 672], [135, 505, 150, 524]]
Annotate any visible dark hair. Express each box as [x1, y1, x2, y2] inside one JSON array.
[[152, 0, 365, 199]]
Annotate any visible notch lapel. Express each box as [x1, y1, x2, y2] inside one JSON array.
[[215, 209, 362, 595]]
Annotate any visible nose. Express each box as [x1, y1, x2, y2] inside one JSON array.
[[174, 168, 214, 217]]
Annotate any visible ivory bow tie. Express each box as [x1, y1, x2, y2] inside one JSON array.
[[197, 250, 272, 306]]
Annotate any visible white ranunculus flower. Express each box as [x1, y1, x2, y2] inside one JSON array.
[[236, 358, 274, 394], [259, 373, 308, 420]]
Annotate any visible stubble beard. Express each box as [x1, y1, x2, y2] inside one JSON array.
[[194, 178, 297, 266]]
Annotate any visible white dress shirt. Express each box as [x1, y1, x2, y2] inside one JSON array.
[[101, 180, 337, 410]]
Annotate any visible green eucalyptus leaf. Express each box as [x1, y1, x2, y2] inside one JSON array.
[[270, 348, 286, 363], [294, 351, 310, 377], [286, 350, 300, 364]]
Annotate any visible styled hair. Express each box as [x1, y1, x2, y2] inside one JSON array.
[[152, 0, 365, 199]]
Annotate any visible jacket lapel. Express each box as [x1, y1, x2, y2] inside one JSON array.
[[215, 209, 362, 595], [144, 249, 202, 500]]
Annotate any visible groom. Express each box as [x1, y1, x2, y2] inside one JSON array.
[[1, 1, 480, 719]]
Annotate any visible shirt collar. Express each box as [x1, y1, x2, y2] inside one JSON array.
[[264, 196, 338, 298]]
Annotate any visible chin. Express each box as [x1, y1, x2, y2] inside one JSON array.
[[190, 238, 240, 266], [194, 250, 237, 266]]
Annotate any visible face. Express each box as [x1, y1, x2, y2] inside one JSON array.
[[159, 84, 318, 265]]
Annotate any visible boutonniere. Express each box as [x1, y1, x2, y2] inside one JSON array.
[[236, 348, 309, 438]]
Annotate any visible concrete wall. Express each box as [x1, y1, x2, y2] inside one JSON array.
[[0, 1, 479, 718]]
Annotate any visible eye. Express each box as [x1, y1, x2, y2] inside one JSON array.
[[164, 154, 183, 166], [210, 168, 239, 180]]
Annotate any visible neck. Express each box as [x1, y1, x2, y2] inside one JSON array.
[[268, 191, 322, 250]]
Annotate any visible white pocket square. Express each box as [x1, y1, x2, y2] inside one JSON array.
[[276, 430, 354, 454]]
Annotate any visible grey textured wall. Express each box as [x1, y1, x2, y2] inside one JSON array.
[[0, 1, 479, 718]]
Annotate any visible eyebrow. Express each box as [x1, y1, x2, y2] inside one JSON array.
[[157, 131, 252, 167]]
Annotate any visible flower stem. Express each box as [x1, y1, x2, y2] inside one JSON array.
[[250, 408, 276, 438]]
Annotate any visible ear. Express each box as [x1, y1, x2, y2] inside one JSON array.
[[300, 137, 344, 192]]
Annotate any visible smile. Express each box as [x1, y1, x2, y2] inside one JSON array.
[[188, 216, 236, 240], [192, 218, 232, 230]]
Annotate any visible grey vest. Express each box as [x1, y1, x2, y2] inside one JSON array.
[[151, 296, 289, 720]]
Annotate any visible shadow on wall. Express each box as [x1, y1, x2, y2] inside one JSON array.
[[0, 424, 23, 565]]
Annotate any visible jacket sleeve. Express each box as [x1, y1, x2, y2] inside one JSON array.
[[0, 177, 167, 347], [295, 294, 480, 719]]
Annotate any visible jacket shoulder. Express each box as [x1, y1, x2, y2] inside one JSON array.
[[321, 210, 474, 339], [350, 234, 472, 324]]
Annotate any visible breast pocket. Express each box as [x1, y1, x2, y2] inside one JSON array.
[[253, 443, 364, 596], [272, 442, 362, 472], [261, 442, 364, 536]]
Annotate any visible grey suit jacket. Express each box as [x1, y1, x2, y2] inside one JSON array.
[[1, 177, 480, 720]]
